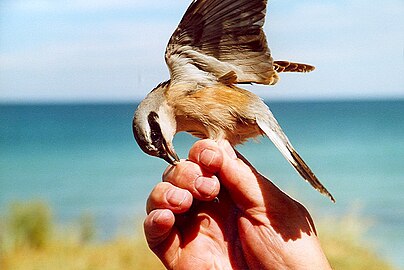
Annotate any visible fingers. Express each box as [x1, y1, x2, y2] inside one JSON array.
[[146, 182, 193, 214], [144, 209, 176, 248], [163, 160, 220, 201], [144, 158, 222, 263], [144, 208, 183, 266], [186, 140, 227, 172], [144, 183, 187, 257], [144, 152, 221, 254], [188, 139, 283, 211], [147, 158, 221, 215]]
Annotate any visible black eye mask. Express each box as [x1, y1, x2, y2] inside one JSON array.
[[147, 112, 164, 148]]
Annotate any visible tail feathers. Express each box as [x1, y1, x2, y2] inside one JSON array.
[[256, 118, 335, 203], [273, 61, 315, 73]]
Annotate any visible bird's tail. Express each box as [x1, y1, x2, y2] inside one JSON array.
[[273, 61, 315, 73], [256, 115, 335, 203]]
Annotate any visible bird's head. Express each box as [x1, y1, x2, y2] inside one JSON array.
[[132, 81, 180, 165]]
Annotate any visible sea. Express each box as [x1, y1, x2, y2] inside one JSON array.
[[1, 100, 403, 267]]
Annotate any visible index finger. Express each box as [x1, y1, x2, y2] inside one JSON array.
[[162, 160, 220, 201]]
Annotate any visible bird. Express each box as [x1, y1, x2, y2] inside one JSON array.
[[132, 0, 335, 202]]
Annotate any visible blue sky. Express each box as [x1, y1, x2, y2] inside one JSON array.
[[0, 0, 403, 102]]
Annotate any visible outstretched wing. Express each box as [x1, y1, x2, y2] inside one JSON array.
[[165, 0, 279, 86]]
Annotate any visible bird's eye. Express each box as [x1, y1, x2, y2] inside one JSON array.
[[150, 130, 160, 141], [148, 111, 163, 147]]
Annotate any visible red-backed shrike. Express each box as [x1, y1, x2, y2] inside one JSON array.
[[132, 0, 334, 202]]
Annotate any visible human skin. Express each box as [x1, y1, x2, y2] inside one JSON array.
[[144, 139, 332, 270]]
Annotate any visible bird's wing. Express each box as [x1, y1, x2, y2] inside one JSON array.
[[165, 0, 279, 86]]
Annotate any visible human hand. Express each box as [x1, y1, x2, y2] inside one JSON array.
[[144, 139, 331, 269]]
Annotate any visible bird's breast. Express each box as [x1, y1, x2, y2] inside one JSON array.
[[166, 83, 266, 145]]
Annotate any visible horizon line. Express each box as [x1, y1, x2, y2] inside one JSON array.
[[1, 96, 403, 106]]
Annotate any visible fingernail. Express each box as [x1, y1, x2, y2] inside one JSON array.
[[151, 209, 170, 224], [199, 149, 216, 167], [166, 189, 187, 206], [195, 176, 216, 197], [151, 210, 163, 224], [162, 165, 175, 181]]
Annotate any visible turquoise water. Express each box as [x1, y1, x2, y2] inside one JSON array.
[[1, 100, 403, 267]]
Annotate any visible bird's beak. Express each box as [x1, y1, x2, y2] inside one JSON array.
[[161, 140, 180, 165]]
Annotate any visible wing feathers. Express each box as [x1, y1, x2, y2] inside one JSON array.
[[289, 149, 335, 202], [166, 0, 277, 86], [256, 117, 335, 202], [165, 0, 315, 88]]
